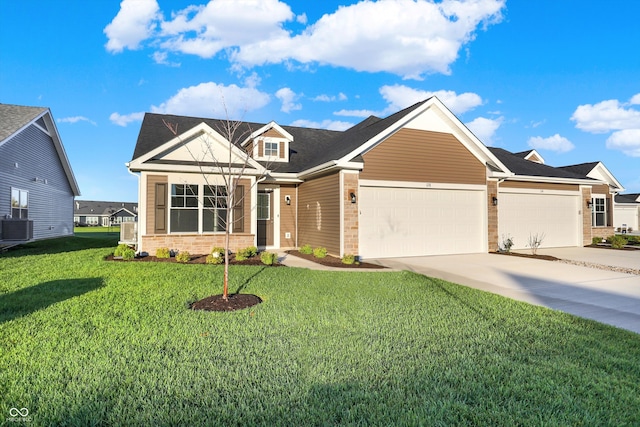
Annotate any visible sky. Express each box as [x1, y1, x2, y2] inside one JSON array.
[[1, 0, 639, 203]]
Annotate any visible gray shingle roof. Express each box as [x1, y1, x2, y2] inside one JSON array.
[[0, 103, 47, 142], [615, 193, 640, 204], [558, 162, 600, 177], [74, 200, 138, 216], [488, 147, 592, 180]]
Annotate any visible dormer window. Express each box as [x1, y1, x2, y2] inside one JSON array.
[[264, 140, 279, 157]]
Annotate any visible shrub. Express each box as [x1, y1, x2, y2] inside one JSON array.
[[156, 247, 170, 259], [260, 251, 277, 265], [592, 237, 603, 245], [176, 251, 191, 263], [122, 248, 136, 261], [235, 246, 258, 261], [500, 234, 514, 253], [526, 232, 545, 255], [206, 247, 225, 264], [610, 235, 628, 249], [341, 254, 356, 265], [300, 244, 313, 255], [114, 243, 130, 257], [313, 247, 328, 258]]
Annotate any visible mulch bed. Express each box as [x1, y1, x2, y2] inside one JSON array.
[[286, 250, 386, 269], [104, 254, 284, 266], [490, 251, 560, 261], [190, 293, 262, 312], [586, 244, 640, 251]]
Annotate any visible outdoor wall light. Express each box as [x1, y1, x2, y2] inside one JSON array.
[[586, 200, 593, 208], [492, 196, 498, 206], [285, 195, 291, 205], [350, 192, 357, 204]]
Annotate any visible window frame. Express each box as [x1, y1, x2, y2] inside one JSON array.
[[257, 192, 270, 220], [591, 196, 607, 227], [169, 184, 199, 233], [264, 140, 279, 157], [10, 188, 28, 219]]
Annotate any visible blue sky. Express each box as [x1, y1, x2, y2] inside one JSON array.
[[2, 0, 639, 202]]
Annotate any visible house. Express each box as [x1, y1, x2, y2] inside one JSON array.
[[126, 97, 624, 258], [0, 104, 80, 246], [74, 200, 138, 227], [614, 193, 640, 232]]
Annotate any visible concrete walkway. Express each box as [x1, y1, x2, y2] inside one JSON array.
[[373, 249, 640, 334]]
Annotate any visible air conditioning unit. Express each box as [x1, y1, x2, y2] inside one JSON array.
[[2, 220, 34, 241], [120, 221, 137, 243]]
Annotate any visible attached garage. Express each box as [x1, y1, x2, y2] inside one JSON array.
[[498, 190, 581, 250], [358, 184, 486, 259]]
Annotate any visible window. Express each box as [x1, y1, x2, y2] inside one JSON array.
[[11, 188, 28, 219], [264, 141, 278, 157], [170, 184, 199, 232], [203, 185, 227, 232], [592, 197, 607, 227], [257, 193, 270, 220]]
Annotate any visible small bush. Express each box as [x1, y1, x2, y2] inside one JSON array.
[[211, 247, 225, 257], [341, 254, 356, 265], [313, 247, 328, 258], [592, 237, 603, 245], [610, 235, 628, 249], [156, 247, 171, 259], [176, 251, 191, 263], [500, 234, 514, 253], [235, 246, 258, 261], [114, 243, 130, 257], [300, 244, 313, 255], [122, 248, 136, 261], [260, 251, 277, 265], [205, 254, 223, 264]]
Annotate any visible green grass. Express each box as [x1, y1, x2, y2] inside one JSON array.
[[1, 236, 639, 425]]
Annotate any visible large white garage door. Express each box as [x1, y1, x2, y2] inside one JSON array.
[[359, 186, 485, 259], [498, 192, 580, 250]]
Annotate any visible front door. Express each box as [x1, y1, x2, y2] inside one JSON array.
[[257, 191, 274, 247]]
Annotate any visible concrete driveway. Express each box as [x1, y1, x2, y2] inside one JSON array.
[[373, 248, 640, 334]]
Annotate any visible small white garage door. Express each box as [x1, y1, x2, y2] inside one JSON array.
[[498, 192, 580, 250], [359, 186, 485, 259]]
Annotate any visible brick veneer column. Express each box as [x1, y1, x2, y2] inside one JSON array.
[[581, 187, 592, 246], [343, 172, 359, 257], [487, 180, 499, 252]]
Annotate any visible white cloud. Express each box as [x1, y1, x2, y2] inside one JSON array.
[[150, 82, 270, 119], [465, 116, 503, 145], [313, 92, 347, 102], [380, 85, 483, 115], [152, 51, 180, 67], [109, 112, 145, 127], [630, 93, 640, 105], [57, 116, 96, 126], [104, 0, 160, 53], [275, 87, 302, 113], [571, 96, 640, 133], [290, 119, 353, 131], [105, 0, 505, 79], [527, 134, 575, 153], [606, 129, 640, 157]]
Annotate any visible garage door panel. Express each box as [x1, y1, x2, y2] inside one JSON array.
[[359, 187, 485, 258], [498, 193, 579, 250]]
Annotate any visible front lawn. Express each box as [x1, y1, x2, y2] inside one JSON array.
[[1, 236, 639, 425]]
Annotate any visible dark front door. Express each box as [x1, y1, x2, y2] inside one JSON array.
[[257, 191, 274, 247]]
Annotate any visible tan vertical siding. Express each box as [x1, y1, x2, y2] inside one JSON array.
[[146, 174, 167, 234], [279, 184, 297, 248], [360, 129, 486, 185], [298, 172, 340, 255], [263, 128, 284, 138]]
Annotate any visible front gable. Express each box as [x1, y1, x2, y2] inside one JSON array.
[[243, 121, 292, 163], [128, 122, 265, 175], [584, 162, 624, 193]]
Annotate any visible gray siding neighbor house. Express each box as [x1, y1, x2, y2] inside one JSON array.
[[74, 200, 138, 226], [0, 104, 80, 246]]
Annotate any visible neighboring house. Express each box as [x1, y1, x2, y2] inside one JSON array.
[[74, 200, 138, 226], [614, 193, 640, 232], [127, 97, 624, 258], [0, 104, 80, 246]]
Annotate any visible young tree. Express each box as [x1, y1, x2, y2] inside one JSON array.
[[163, 109, 272, 301]]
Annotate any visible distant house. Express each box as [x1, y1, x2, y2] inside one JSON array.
[[74, 200, 138, 226], [0, 104, 80, 246], [614, 193, 640, 232], [126, 97, 627, 258]]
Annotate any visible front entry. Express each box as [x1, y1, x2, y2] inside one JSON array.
[[257, 190, 274, 247]]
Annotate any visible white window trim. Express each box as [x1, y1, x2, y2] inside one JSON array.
[[255, 137, 289, 162], [591, 195, 608, 227], [10, 187, 29, 219], [168, 182, 232, 235]]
